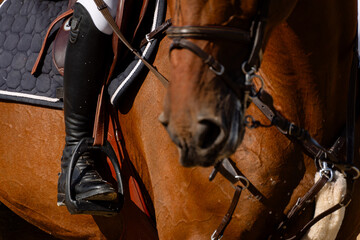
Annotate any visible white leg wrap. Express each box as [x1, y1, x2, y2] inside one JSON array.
[[302, 171, 346, 240], [77, 0, 119, 35]]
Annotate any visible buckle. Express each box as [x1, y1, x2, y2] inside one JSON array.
[[341, 165, 360, 180], [209, 63, 225, 76], [319, 161, 334, 182]]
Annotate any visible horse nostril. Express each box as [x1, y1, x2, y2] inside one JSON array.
[[158, 112, 169, 127], [197, 119, 222, 149]]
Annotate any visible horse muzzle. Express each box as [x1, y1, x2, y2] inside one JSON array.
[[159, 100, 245, 167]]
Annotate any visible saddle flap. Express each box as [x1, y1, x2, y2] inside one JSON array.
[[34, 0, 149, 77], [52, 17, 72, 76], [52, 0, 77, 76]]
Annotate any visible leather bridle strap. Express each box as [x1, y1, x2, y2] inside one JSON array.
[[244, 0, 269, 70], [211, 186, 243, 240], [288, 186, 352, 240], [167, 26, 251, 42], [169, 38, 225, 75], [273, 175, 329, 239], [166, 0, 270, 111], [346, 45, 358, 164], [140, 19, 172, 48], [277, 181, 353, 240], [251, 90, 340, 165], [169, 37, 251, 100], [208, 158, 250, 240]]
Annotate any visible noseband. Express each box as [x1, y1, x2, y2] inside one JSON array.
[[166, 1, 360, 240]]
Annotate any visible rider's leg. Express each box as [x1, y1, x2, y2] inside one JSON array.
[[57, 1, 119, 206], [77, 0, 118, 35]]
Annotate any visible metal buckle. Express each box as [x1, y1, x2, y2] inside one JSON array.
[[235, 175, 250, 189], [319, 161, 334, 182], [351, 166, 360, 179], [210, 63, 225, 76], [288, 122, 295, 135], [244, 115, 256, 129], [341, 166, 360, 180], [145, 33, 153, 43], [241, 61, 264, 95]]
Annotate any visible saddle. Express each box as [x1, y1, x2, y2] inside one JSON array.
[[32, 0, 150, 77]]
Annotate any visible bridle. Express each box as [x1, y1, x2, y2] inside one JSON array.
[[166, 1, 360, 239], [167, 0, 270, 110]]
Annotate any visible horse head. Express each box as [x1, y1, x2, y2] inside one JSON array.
[[160, 0, 297, 167]]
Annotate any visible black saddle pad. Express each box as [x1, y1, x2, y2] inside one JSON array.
[[0, 0, 166, 109], [0, 0, 67, 109]]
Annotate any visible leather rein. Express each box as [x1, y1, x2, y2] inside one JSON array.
[[166, 0, 359, 239]]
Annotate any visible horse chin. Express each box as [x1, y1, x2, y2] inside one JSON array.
[[178, 145, 214, 167]]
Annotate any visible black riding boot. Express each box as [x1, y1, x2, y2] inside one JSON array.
[[57, 3, 117, 207]]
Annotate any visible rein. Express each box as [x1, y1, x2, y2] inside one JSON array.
[[166, 0, 359, 239]]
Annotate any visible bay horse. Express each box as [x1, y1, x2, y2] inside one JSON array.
[[158, 0, 360, 239], [1, 0, 360, 240]]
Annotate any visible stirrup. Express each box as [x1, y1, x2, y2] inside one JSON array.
[[65, 137, 124, 216]]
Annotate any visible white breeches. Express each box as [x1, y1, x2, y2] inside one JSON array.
[[77, 0, 119, 35]]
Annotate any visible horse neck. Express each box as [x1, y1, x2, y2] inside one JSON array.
[[260, 0, 357, 144]]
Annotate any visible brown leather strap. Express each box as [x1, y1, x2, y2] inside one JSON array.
[[288, 204, 342, 240], [93, 0, 169, 87], [140, 19, 172, 48], [31, 9, 73, 75], [283, 182, 353, 240], [273, 125, 353, 238], [212, 186, 242, 240], [251, 90, 341, 165], [242, 0, 270, 70], [93, 85, 107, 146], [282, 175, 328, 226], [133, 0, 150, 41], [167, 26, 251, 42], [346, 47, 358, 164], [170, 38, 224, 75]]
